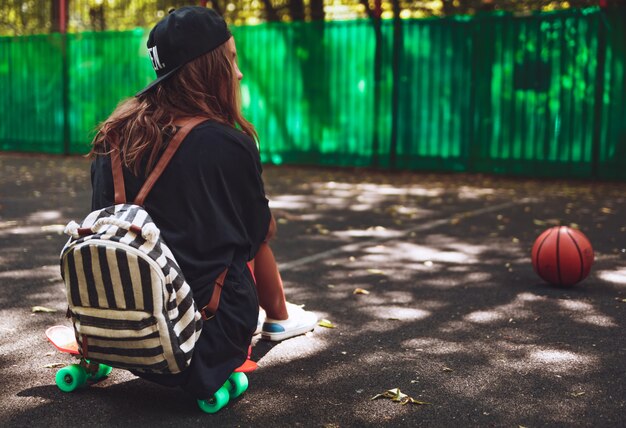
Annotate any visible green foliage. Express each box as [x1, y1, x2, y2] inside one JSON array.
[[0, 0, 53, 35], [0, 0, 606, 36]]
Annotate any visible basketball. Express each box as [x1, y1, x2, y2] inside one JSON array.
[[531, 226, 594, 286]]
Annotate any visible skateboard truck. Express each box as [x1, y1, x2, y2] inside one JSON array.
[[46, 325, 257, 412], [45, 325, 112, 392]]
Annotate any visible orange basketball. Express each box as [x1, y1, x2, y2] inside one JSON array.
[[531, 226, 594, 286]]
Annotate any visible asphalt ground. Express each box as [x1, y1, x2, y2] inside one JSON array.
[[0, 152, 625, 427]]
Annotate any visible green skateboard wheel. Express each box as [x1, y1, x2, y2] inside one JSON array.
[[55, 364, 87, 392], [95, 364, 112, 379], [197, 385, 230, 414], [226, 372, 248, 398]]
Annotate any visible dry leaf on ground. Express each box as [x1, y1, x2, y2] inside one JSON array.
[[318, 319, 336, 328], [372, 388, 431, 405], [32, 306, 57, 313]]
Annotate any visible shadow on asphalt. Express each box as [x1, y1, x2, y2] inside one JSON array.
[[1, 154, 625, 427]]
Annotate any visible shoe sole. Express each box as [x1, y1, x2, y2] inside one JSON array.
[[261, 324, 315, 342]]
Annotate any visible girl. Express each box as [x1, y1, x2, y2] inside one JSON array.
[[89, 6, 316, 400]]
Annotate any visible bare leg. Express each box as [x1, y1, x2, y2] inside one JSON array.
[[251, 242, 288, 320]]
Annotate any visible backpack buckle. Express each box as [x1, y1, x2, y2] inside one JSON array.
[[199, 268, 228, 321], [200, 306, 215, 321]]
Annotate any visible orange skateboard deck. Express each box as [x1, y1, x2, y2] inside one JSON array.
[[45, 325, 79, 355], [235, 345, 258, 372], [45, 325, 258, 371]]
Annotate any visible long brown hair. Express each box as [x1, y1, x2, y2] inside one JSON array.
[[89, 38, 257, 175]]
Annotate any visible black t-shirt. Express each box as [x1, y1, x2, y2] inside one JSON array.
[[91, 120, 271, 307]]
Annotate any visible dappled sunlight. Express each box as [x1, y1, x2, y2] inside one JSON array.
[[402, 338, 599, 375], [557, 299, 595, 312], [311, 180, 443, 196], [464, 293, 620, 329], [368, 305, 431, 321], [348, 183, 443, 198], [347, 203, 379, 212], [314, 184, 355, 198], [271, 180, 447, 216], [530, 349, 593, 365], [459, 271, 493, 283], [402, 337, 467, 354], [0, 264, 59, 280], [333, 226, 404, 239], [360, 291, 426, 306], [0, 224, 66, 237], [26, 210, 63, 223], [465, 310, 508, 323], [315, 235, 503, 287], [299, 352, 368, 387], [454, 291, 618, 330], [310, 196, 349, 208], [438, 320, 475, 333], [458, 186, 496, 199], [256, 335, 330, 369], [270, 193, 352, 210], [597, 268, 626, 286], [358, 320, 408, 334], [388, 205, 423, 216], [426, 341, 600, 427], [354, 192, 389, 206], [557, 299, 618, 327], [0, 308, 48, 354], [457, 186, 496, 200], [357, 349, 425, 366], [3, 156, 624, 426], [269, 195, 310, 210], [360, 241, 483, 265], [463, 292, 546, 325], [418, 272, 500, 290], [509, 344, 599, 374]]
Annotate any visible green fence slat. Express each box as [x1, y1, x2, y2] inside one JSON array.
[[1, 7, 625, 180], [67, 29, 151, 153], [0, 34, 64, 153], [598, 6, 626, 180]]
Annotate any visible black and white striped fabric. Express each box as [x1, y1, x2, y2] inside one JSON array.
[[60, 203, 202, 374]]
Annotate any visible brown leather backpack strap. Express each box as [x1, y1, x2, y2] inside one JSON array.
[[200, 268, 229, 320], [111, 147, 127, 204], [134, 116, 208, 206]]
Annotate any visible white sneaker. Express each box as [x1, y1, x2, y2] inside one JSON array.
[[261, 302, 318, 342], [254, 308, 266, 335]]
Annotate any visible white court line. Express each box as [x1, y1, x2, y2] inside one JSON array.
[[278, 198, 535, 272]]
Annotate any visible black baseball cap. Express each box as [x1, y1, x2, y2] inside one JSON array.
[[136, 6, 232, 96]]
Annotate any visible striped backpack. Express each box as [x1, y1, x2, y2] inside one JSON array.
[[60, 117, 226, 375]]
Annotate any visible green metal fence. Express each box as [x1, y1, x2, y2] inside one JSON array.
[[1, 7, 625, 179]]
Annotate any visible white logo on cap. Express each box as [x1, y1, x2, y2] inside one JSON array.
[[148, 46, 165, 71]]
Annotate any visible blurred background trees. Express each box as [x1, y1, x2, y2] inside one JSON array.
[[0, 0, 608, 36]]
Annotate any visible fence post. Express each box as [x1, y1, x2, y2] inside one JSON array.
[[591, 9, 608, 179], [389, 0, 402, 169], [58, 0, 70, 155], [369, 0, 383, 167]]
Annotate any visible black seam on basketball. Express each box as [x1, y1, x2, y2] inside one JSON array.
[[556, 227, 562, 285], [535, 228, 554, 280], [566, 228, 585, 283]]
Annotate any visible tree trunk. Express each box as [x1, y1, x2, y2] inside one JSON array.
[[51, 0, 67, 33], [288, 0, 305, 21], [261, 0, 279, 22], [310, 0, 325, 21], [360, 0, 383, 167], [390, 0, 402, 169], [89, 5, 105, 31]]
